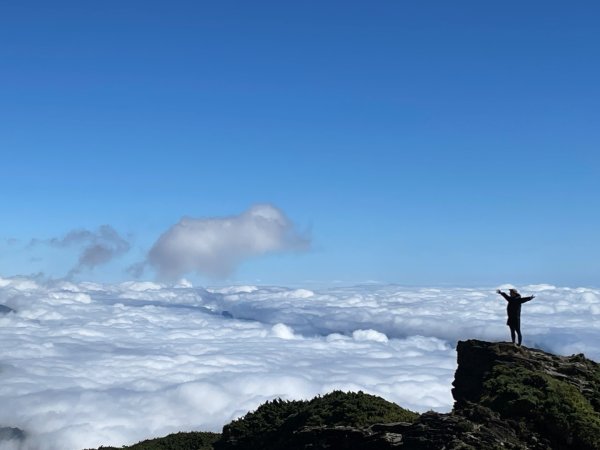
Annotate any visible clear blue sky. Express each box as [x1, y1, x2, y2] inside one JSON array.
[[1, 1, 599, 286]]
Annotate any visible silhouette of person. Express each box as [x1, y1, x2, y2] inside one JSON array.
[[496, 288, 535, 346]]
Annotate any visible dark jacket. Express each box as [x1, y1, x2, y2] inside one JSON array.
[[500, 292, 534, 327]]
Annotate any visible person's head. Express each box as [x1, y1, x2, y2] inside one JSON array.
[[509, 288, 519, 297]]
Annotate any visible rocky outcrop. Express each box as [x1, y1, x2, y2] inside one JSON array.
[[220, 405, 543, 450], [453, 340, 600, 409], [452, 340, 600, 450], [287, 409, 537, 449]]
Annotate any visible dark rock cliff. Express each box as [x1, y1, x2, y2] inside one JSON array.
[[452, 340, 600, 450]]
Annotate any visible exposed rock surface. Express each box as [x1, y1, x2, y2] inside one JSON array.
[[453, 340, 600, 449], [453, 339, 600, 409]]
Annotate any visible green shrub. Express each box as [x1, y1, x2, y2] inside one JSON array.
[[482, 365, 600, 450], [216, 391, 418, 449], [88, 431, 220, 450]]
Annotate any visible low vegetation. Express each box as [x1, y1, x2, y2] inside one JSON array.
[[215, 390, 418, 450], [91, 431, 220, 450], [482, 364, 600, 450]]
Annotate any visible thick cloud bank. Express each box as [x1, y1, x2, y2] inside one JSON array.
[[145, 204, 309, 279], [0, 278, 599, 450]]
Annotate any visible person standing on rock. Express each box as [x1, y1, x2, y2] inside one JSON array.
[[496, 288, 535, 346]]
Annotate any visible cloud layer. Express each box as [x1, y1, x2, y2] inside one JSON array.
[[0, 278, 598, 450], [145, 204, 309, 279]]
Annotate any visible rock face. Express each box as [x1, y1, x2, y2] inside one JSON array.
[[452, 340, 600, 450], [216, 340, 600, 450]]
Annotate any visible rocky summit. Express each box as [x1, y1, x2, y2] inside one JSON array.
[[87, 340, 600, 450]]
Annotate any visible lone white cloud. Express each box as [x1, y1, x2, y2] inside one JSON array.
[[144, 204, 309, 279]]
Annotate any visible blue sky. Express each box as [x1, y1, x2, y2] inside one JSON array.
[[1, 1, 599, 286]]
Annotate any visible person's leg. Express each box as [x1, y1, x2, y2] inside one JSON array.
[[515, 325, 522, 346], [509, 326, 516, 344]]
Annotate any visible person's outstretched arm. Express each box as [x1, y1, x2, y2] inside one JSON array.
[[496, 289, 510, 301], [520, 295, 536, 304]]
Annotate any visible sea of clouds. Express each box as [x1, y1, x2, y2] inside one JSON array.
[[0, 277, 599, 450]]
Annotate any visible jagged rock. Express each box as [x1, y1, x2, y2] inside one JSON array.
[[277, 408, 544, 450], [453, 340, 600, 450], [453, 340, 600, 409]]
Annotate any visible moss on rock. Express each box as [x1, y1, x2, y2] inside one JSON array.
[[483, 364, 600, 450]]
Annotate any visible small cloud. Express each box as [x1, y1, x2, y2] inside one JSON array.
[[33, 225, 131, 277], [271, 323, 297, 340], [352, 329, 389, 343], [141, 204, 310, 279]]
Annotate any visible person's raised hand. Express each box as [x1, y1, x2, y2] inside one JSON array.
[[496, 289, 502, 294]]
